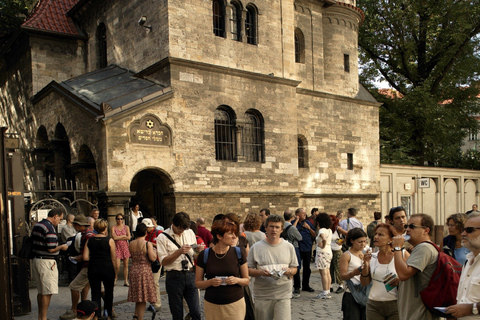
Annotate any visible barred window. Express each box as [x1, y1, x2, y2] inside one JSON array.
[[298, 135, 308, 168], [213, 0, 226, 37], [245, 5, 257, 45], [243, 111, 264, 162], [215, 107, 236, 161], [97, 23, 107, 69], [230, 1, 242, 41]]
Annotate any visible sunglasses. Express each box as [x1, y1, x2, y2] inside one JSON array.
[[404, 224, 427, 230], [116, 218, 123, 220], [463, 227, 480, 234]]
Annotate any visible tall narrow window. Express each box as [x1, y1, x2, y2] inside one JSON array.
[[298, 135, 308, 168], [243, 110, 264, 162], [294, 28, 305, 63], [97, 23, 107, 68], [347, 153, 353, 170], [245, 5, 257, 45], [230, 1, 242, 41], [344, 54, 350, 73], [215, 107, 236, 161], [213, 0, 226, 37]]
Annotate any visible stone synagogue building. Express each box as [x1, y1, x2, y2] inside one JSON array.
[[0, 0, 380, 226]]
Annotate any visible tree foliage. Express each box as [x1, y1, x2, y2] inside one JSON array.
[[0, 0, 35, 44], [358, 0, 480, 167]]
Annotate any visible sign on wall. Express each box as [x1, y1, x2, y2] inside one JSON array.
[[418, 178, 430, 188], [129, 115, 172, 146]]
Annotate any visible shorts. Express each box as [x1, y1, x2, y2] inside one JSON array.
[[69, 267, 89, 291], [32, 258, 58, 295], [315, 251, 333, 270]]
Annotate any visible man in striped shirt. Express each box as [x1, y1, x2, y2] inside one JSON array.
[[31, 208, 68, 320]]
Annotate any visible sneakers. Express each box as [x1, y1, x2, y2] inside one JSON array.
[[60, 309, 77, 320], [292, 288, 301, 299], [315, 293, 332, 300], [335, 286, 345, 294]]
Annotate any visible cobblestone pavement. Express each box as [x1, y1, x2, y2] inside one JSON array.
[[15, 263, 343, 320]]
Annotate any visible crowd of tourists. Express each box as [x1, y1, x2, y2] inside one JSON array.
[[29, 204, 480, 320]]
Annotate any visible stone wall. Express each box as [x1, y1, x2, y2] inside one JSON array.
[[30, 36, 86, 95]]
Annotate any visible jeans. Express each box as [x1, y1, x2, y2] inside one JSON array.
[[165, 271, 200, 320], [293, 250, 312, 290], [88, 266, 114, 318]]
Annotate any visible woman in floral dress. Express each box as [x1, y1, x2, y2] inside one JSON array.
[[111, 213, 131, 286], [128, 223, 157, 320]]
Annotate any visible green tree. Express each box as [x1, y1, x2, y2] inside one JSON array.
[[358, 0, 480, 167], [0, 0, 35, 44]]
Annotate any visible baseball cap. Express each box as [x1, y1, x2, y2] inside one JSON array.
[[77, 300, 98, 317], [142, 218, 154, 228]]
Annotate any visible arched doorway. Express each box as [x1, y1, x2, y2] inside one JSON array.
[[130, 169, 175, 228]]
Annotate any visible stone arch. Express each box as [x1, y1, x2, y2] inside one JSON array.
[[464, 179, 477, 210], [51, 123, 73, 189], [444, 178, 458, 220], [130, 168, 176, 228]]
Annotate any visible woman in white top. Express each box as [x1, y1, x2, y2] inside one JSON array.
[[339, 228, 368, 320], [130, 204, 143, 238], [360, 223, 409, 320], [315, 213, 333, 299]]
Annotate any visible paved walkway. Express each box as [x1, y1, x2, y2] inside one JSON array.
[[15, 263, 343, 320]]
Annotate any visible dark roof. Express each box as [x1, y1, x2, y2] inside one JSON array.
[[34, 65, 171, 118], [21, 0, 84, 37], [355, 83, 378, 103]]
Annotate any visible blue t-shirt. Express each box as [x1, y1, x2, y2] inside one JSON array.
[[454, 246, 470, 266], [296, 219, 314, 252]]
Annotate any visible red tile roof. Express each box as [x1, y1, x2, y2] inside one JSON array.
[[21, 0, 83, 37]]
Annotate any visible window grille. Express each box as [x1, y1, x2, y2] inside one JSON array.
[[243, 112, 263, 162], [230, 2, 242, 41], [298, 136, 308, 168], [215, 108, 235, 161], [245, 6, 257, 45], [213, 0, 226, 37]]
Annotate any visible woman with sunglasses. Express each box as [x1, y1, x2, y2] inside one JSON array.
[[361, 223, 410, 320], [111, 213, 131, 286], [443, 213, 470, 265]]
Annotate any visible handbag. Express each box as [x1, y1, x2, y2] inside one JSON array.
[[146, 242, 161, 273], [346, 279, 372, 307]]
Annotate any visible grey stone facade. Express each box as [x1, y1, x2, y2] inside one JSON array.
[[0, 0, 380, 226]]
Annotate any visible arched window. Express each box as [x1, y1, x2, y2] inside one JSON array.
[[215, 106, 236, 161], [213, 0, 226, 37], [297, 135, 308, 168], [96, 23, 107, 68], [245, 5, 257, 45], [230, 1, 242, 41], [243, 110, 264, 162], [294, 28, 305, 63]]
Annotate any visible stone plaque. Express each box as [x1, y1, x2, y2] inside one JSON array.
[[129, 116, 171, 146]]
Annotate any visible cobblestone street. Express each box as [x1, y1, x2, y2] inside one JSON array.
[[15, 263, 343, 320]]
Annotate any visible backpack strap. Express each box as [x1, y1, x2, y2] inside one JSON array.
[[203, 247, 210, 265], [235, 246, 241, 264]]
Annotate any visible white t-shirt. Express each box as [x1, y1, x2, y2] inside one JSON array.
[[131, 210, 143, 232], [316, 228, 332, 253], [331, 229, 342, 251]]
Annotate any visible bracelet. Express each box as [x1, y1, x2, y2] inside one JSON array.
[[361, 272, 371, 278]]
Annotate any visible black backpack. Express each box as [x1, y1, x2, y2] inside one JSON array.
[[18, 235, 34, 259], [281, 225, 293, 243]]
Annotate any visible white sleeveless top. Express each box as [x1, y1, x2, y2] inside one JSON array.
[[369, 251, 403, 301], [346, 250, 362, 285]]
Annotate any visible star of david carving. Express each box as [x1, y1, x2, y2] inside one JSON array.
[[146, 120, 154, 129]]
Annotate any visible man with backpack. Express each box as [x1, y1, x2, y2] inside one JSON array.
[[393, 214, 440, 320], [446, 214, 480, 320], [60, 214, 95, 320], [282, 210, 303, 298]]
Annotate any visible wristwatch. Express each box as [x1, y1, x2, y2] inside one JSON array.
[[394, 247, 402, 252], [473, 303, 478, 315]]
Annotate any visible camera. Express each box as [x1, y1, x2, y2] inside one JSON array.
[[181, 260, 189, 271]]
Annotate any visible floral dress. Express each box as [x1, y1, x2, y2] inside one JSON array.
[[127, 248, 156, 303], [113, 226, 131, 260]]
